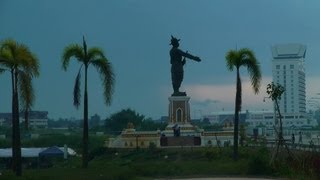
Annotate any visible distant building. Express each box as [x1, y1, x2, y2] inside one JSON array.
[[269, 44, 318, 131], [271, 43, 306, 114], [202, 111, 247, 125], [245, 110, 317, 136], [245, 111, 317, 128], [0, 111, 48, 128]]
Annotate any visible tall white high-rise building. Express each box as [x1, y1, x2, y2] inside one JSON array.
[[271, 43, 306, 114], [244, 44, 317, 130]]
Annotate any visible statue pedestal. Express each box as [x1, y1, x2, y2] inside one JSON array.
[[164, 96, 198, 136], [168, 96, 191, 124]]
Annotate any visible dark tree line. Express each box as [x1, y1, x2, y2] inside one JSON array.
[[105, 108, 166, 134]]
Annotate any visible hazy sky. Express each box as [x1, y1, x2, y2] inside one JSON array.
[[1, 0, 320, 120]]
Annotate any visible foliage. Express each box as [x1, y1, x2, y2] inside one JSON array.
[[105, 108, 145, 134], [288, 151, 320, 179], [1, 147, 318, 179], [266, 82, 285, 101], [247, 147, 273, 175], [105, 108, 165, 134]]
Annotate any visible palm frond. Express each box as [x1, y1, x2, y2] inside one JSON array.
[[17, 70, 34, 110], [91, 58, 115, 105], [17, 44, 40, 77], [0, 41, 16, 69], [73, 67, 82, 109], [225, 50, 237, 71], [1, 39, 40, 76], [240, 49, 261, 94], [87, 47, 105, 62], [1, 39, 18, 55], [62, 44, 84, 70]]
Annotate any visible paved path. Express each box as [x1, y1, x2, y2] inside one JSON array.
[[156, 177, 278, 180]]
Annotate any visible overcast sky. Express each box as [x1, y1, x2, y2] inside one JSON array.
[[1, 0, 320, 120]]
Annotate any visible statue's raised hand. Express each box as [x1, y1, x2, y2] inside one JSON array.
[[194, 56, 201, 62]]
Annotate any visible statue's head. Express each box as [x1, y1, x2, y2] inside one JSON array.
[[170, 35, 180, 47]]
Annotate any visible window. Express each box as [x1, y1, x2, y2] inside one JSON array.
[[276, 65, 280, 69], [176, 109, 182, 122], [290, 64, 294, 69], [283, 65, 286, 69]]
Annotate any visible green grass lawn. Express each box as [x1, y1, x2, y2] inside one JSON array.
[[0, 146, 317, 180]]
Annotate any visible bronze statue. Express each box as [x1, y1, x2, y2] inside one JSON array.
[[170, 35, 201, 96]]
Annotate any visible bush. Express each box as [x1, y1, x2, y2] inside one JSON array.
[[247, 147, 272, 175]]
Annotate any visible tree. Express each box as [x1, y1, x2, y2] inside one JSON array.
[[62, 36, 115, 168], [105, 108, 145, 134], [225, 48, 261, 160], [266, 82, 292, 163], [0, 39, 39, 176]]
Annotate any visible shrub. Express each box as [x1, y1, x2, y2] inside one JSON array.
[[247, 147, 272, 175]]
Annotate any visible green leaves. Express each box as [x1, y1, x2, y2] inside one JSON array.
[[62, 44, 84, 70], [62, 37, 115, 108], [0, 38, 40, 111], [73, 68, 82, 109], [225, 48, 261, 94], [91, 58, 115, 106], [266, 82, 285, 101], [18, 70, 34, 110]]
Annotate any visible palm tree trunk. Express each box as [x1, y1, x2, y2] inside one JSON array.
[[233, 68, 241, 161], [24, 109, 29, 131], [11, 69, 22, 176], [14, 70, 22, 176], [11, 70, 16, 172], [82, 65, 89, 168]]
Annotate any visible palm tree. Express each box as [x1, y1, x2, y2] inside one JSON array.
[[225, 48, 261, 160], [62, 36, 115, 168], [0, 39, 39, 176]]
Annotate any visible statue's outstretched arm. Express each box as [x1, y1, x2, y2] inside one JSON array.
[[179, 49, 201, 62]]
